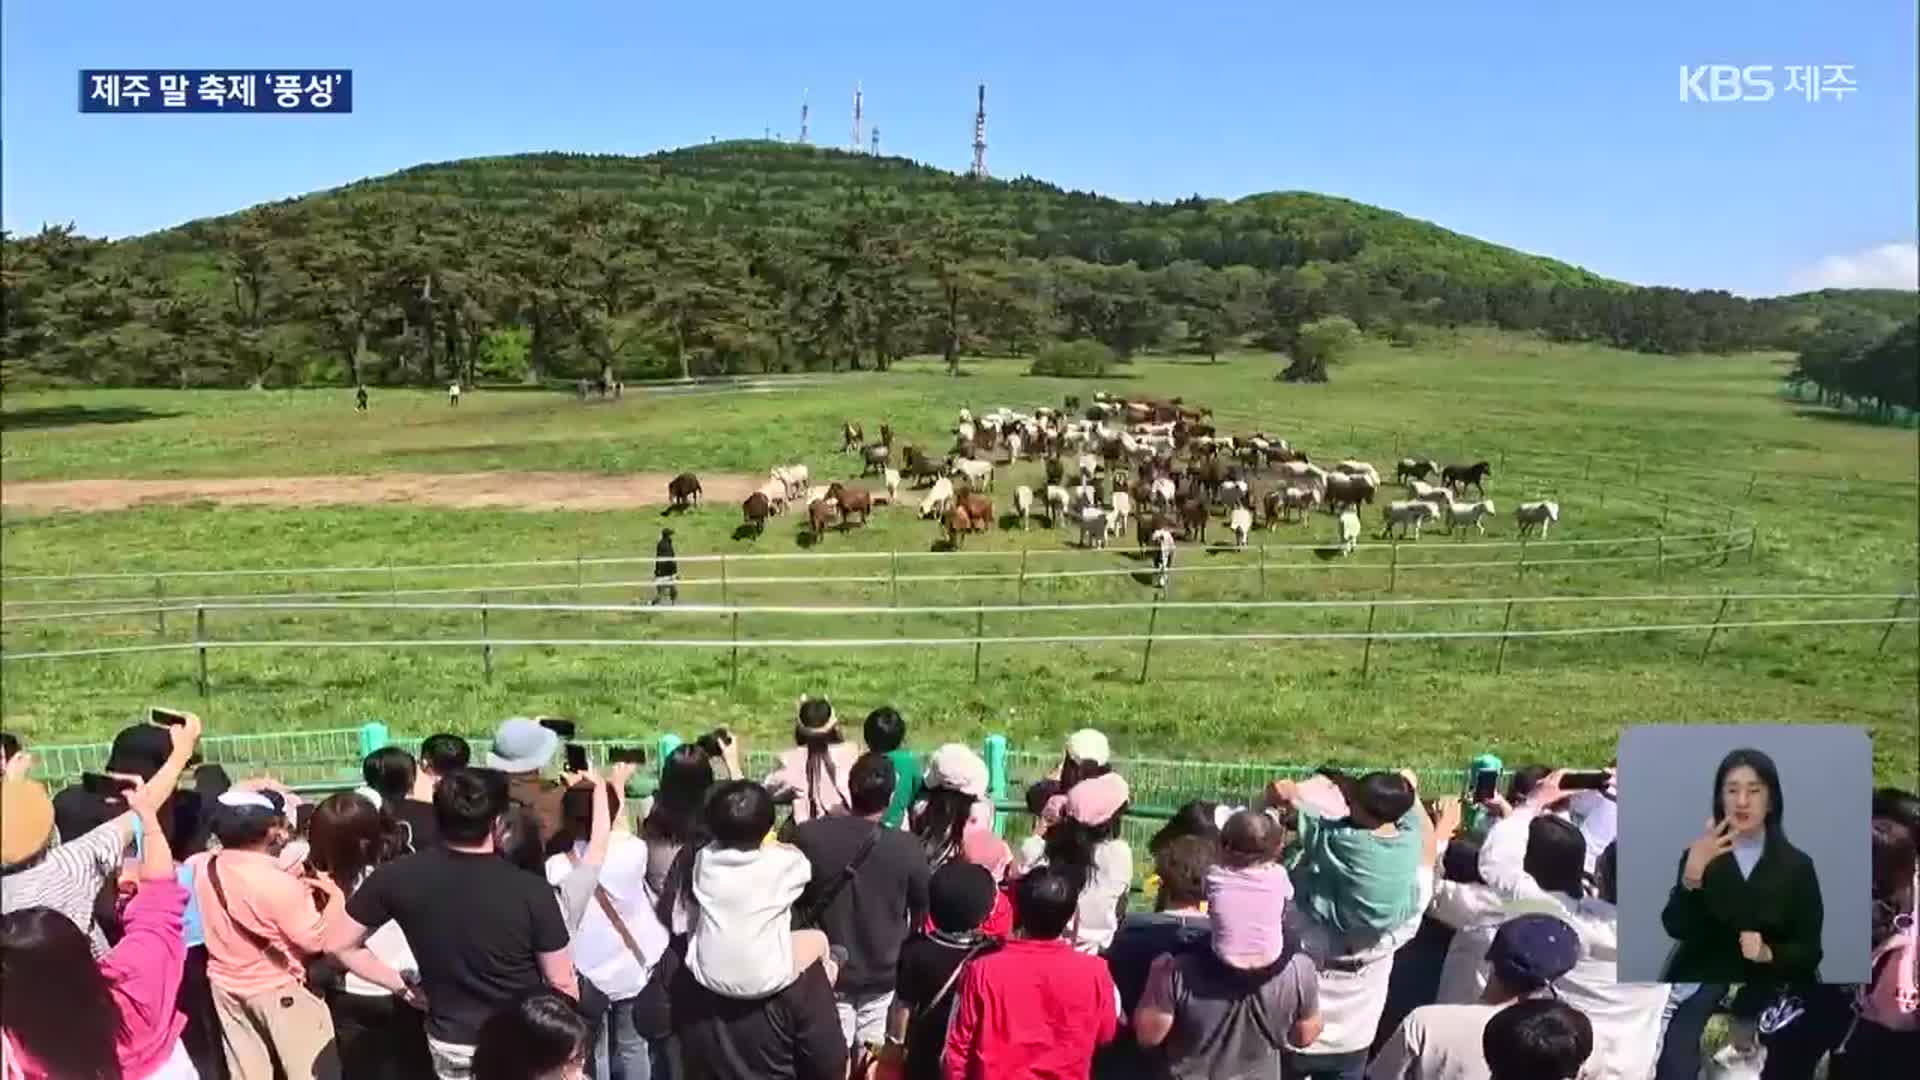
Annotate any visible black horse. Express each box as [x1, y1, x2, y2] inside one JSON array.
[[1441, 461, 1492, 496]]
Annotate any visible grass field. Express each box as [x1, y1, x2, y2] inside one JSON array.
[[4, 331, 1916, 783]]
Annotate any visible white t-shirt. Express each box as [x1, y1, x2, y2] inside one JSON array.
[[544, 834, 668, 1001], [1367, 1002, 1504, 1080], [1440, 806, 1667, 1080], [684, 844, 812, 999], [1032, 839, 1134, 954]]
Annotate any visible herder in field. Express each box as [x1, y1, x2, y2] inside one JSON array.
[[652, 527, 679, 605]]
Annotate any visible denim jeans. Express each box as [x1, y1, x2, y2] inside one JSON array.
[[1655, 983, 1727, 1080], [592, 1000, 652, 1080]]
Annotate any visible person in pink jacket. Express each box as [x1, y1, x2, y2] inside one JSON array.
[[1, 783, 197, 1079]]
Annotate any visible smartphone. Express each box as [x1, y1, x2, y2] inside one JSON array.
[[1470, 768, 1500, 803], [1560, 770, 1611, 792], [564, 744, 589, 773], [81, 772, 135, 797], [149, 707, 188, 727], [537, 717, 578, 740], [607, 746, 647, 765]]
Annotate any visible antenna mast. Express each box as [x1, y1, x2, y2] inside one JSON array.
[[799, 89, 810, 144], [871, 126, 880, 155], [970, 83, 988, 179], [852, 82, 864, 152]]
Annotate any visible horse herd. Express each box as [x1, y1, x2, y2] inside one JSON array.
[[662, 392, 1565, 555]]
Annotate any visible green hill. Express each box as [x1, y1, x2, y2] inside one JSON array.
[[3, 141, 1900, 387]]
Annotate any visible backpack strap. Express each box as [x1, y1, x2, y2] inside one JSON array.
[[206, 855, 295, 971], [796, 825, 882, 928]]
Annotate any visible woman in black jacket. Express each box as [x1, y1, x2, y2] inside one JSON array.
[[1661, 747, 1823, 984]]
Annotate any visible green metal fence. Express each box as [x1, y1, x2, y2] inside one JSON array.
[[19, 722, 1502, 829]]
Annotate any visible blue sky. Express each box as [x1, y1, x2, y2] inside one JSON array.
[[4, 1, 1914, 297]]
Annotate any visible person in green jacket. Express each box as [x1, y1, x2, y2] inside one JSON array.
[[864, 707, 919, 829]]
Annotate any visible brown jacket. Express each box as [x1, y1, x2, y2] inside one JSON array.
[[506, 771, 568, 853]]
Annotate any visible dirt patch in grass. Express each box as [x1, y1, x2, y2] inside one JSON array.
[[0, 471, 772, 513]]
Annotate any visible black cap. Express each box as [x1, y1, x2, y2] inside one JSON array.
[[1487, 913, 1581, 991], [105, 725, 173, 780]]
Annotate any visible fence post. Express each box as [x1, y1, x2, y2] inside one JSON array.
[[154, 576, 166, 639], [719, 555, 730, 606], [1698, 595, 1732, 663], [1721, 510, 1736, 566], [1017, 549, 1029, 606], [1360, 602, 1379, 679], [890, 552, 900, 607], [1388, 542, 1400, 593], [1584, 455, 1593, 480], [357, 722, 391, 758], [972, 608, 986, 684], [388, 561, 398, 599], [1748, 526, 1758, 564], [1138, 601, 1160, 684], [1745, 471, 1758, 498], [1498, 448, 1508, 472], [1878, 597, 1908, 653], [1494, 600, 1516, 675], [1516, 538, 1528, 580], [1258, 545, 1268, 599], [194, 605, 208, 697], [983, 734, 1009, 837], [729, 611, 741, 689], [1634, 458, 1643, 485], [1657, 533, 1666, 581], [481, 593, 493, 684]]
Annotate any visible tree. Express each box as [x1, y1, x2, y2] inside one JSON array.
[[1281, 315, 1359, 382], [920, 215, 1006, 375]]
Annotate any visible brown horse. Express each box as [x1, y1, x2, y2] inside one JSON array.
[[667, 472, 702, 509], [827, 483, 873, 526], [957, 493, 992, 530], [807, 498, 837, 541], [943, 505, 974, 548], [742, 492, 771, 535], [1178, 498, 1210, 543]]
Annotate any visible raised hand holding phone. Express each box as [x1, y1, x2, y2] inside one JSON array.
[[1683, 817, 1736, 888]]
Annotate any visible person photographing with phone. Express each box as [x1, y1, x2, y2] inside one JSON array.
[[1660, 748, 1823, 985], [2, 710, 202, 958]]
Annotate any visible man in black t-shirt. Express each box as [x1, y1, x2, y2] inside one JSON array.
[[794, 753, 930, 1058], [326, 768, 576, 1080]]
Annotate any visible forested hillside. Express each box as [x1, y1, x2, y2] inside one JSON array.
[[2, 141, 1910, 387]]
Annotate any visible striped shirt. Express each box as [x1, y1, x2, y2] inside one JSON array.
[[0, 815, 130, 957]]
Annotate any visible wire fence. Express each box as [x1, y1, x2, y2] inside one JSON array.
[[3, 592, 1910, 693]]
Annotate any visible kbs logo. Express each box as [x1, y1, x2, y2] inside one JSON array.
[[1680, 65, 1774, 102], [1680, 64, 1857, 103]]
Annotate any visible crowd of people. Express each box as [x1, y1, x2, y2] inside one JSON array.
[[0, 711, 1914, 1080]]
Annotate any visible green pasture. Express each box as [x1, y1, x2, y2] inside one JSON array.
[[4, 333, 1916, 783]]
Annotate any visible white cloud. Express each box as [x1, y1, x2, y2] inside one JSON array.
[[1787, 242, 1919, 292]]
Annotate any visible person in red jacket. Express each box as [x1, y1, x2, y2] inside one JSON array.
[[942, 865, 1119, 1080]]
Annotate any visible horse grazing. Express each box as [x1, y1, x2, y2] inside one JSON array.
[[827, 483, 873, 527], [742, 492, 771, 535], [1178, 498, 1210, 543], [841, 421, 864, 453], [667, 472, 702, 509], [1442, 461, 1492, 497]]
